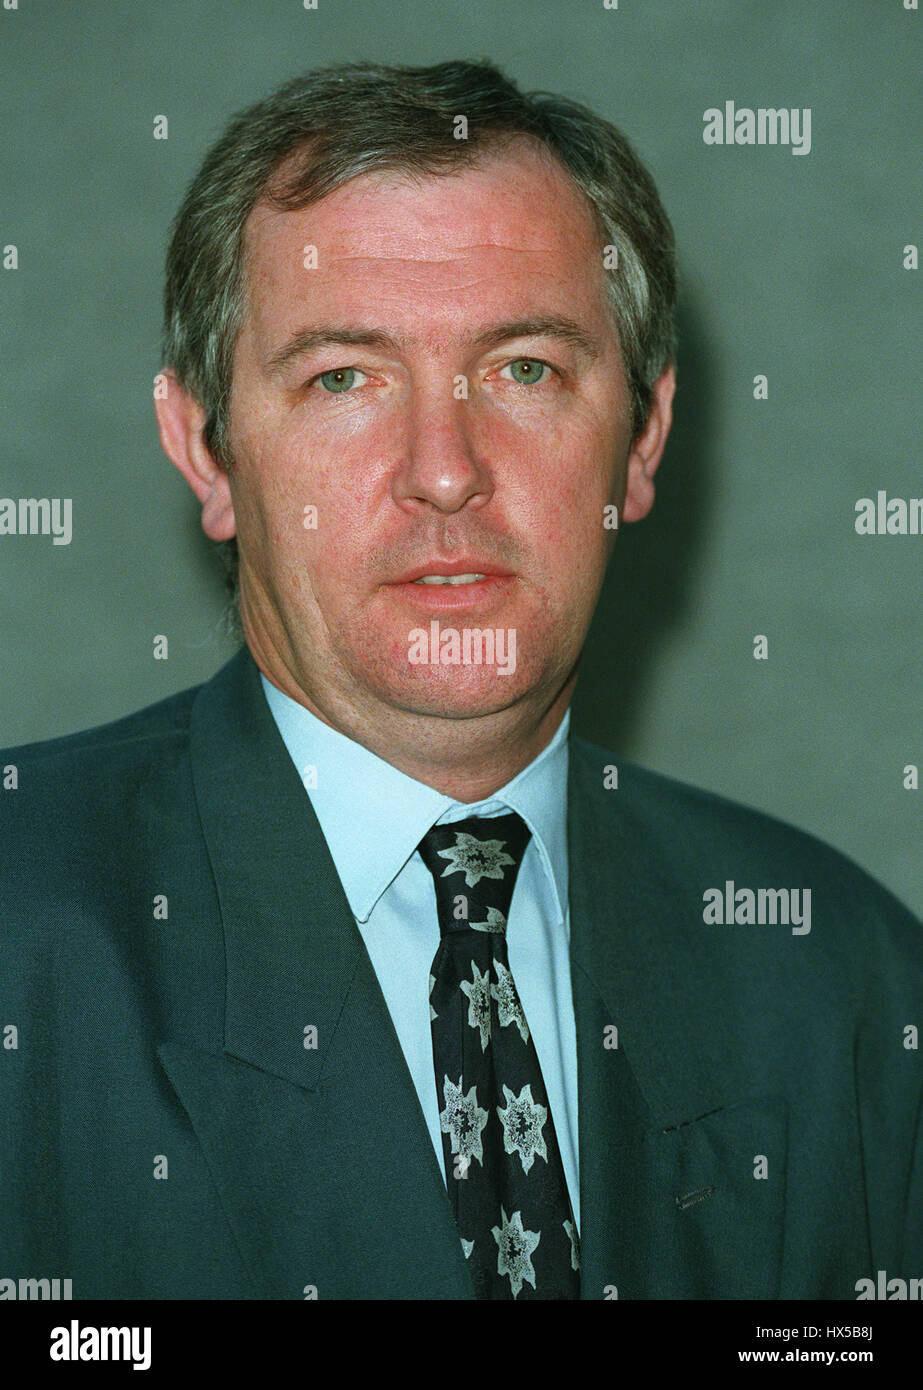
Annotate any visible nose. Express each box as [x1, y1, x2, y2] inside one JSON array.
[[391, 387, 493, 515]]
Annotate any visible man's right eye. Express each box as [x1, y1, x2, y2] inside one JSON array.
[[316, 367, 361, 393]]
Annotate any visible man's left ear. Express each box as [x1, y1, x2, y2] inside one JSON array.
[[621, 363, 676, 523]]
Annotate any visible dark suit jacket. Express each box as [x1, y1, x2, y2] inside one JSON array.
[[1, 649, 921, 1299]]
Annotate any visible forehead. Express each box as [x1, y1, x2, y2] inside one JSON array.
[[240, 143, 610, 342]]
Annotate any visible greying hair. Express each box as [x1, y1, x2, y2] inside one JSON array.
[[161, 60, 677, 612]]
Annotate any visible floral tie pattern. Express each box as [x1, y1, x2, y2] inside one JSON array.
[[418, 811, 580, 1299]]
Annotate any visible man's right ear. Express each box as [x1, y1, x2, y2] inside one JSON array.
[[154, 369, 237, 542]]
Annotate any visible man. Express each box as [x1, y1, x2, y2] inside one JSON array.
[[1, 61, 920, 1301]]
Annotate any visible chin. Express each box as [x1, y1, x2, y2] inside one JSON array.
[[364, 661, 536, 720]]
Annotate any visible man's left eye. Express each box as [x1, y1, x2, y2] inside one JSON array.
[[502, 358, 549, 386]]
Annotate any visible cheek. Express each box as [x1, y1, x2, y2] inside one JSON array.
[[231, 416, 365, 567], [271, 408, 388, 525], [233, 463, 307, 573], [497, 409, 620, 569]]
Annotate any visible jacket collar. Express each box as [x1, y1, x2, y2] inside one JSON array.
[[189, 646, 363, 1090]]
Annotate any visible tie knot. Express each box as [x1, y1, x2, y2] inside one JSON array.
[[417, 811, 532, 936]]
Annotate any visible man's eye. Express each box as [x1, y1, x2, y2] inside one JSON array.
[[502, 358, 549, 386], [316, 367, 364, 393]]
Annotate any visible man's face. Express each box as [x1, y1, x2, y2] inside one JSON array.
[[224, 142, 636, 728]]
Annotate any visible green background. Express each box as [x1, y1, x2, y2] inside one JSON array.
[[1, 0, 920, 912]]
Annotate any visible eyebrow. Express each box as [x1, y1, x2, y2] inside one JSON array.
[[264, 315, 601, 375]]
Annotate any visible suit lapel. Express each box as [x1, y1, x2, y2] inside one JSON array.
[[168, 650, 473, 1298], [567, 737, 788, 1299]]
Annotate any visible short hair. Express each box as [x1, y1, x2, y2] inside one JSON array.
[[161, 59, 677, 615]]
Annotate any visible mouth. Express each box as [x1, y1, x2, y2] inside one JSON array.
[[392, 560, 513, 584], [411, 572, 488, 586], [385, 561, 515, 609]]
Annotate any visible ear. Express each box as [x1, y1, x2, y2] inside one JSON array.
[[154, 369, 237, 541], [621, 363, 676, 524]]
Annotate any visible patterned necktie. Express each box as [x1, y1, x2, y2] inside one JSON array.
[[418, 810, 580, 1299]]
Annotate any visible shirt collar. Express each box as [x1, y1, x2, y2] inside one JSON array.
[[259, 673, 569, 926]]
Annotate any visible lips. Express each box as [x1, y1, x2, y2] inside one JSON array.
[[390, 560, 513, 585], [383, 560, 516, 611]]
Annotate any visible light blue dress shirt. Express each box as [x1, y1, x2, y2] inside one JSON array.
[[260, 673, 580, 1232]]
